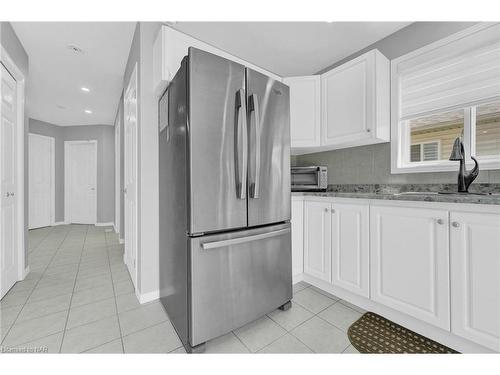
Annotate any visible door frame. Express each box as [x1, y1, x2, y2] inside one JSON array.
[[114, 113, 121, 235], [64, 140, 98, 224], [28, 133, 55, 228], [1, 45, 27, 281], [124, 63, 138, 290]]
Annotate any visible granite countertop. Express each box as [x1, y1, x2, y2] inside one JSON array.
[[292, 184, 500, 205]]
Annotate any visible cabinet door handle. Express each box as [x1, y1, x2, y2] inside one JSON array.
[[331, 209, 335, 213], [324, 207, 329, 212], [452, 222, 460, 228], [436, 219, 444, 225]]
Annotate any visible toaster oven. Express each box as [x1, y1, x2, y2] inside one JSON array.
[[291, 166, 328, 191]]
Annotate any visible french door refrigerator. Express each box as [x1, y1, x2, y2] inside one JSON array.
[[159, 47, 291, 352]]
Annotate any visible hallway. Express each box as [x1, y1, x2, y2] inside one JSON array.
[[1, 225, 181, 353]]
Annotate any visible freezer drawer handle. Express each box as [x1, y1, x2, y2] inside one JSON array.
[[248, 93, 261, 199], [235, 88, 248, 200], [201, 228, 290, 250]]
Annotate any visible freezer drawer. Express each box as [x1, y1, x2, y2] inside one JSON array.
[[188, 223, 292, 346]]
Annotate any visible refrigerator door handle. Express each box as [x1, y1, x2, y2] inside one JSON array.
[[235, 88, 248, 200], [201, 228, 290, 250], [248, 93, 261, 199]]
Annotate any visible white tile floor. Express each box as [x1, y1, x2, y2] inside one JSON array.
[[1, 225, 363, 354]]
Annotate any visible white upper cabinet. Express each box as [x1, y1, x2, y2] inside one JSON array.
[[320, 49, 390, 150], [330, 201, 369, 298], [370, 205, 450, 330], [450, 211, 500, 351], [153, 26, 281, 96], [283, 76, 321, 149]]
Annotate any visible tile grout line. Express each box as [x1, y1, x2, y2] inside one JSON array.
[[57, 225, 89, 353], [287, 314, 319, 353], [1, 226, 70, 347], [231, 331, 253, 353], [104, 228, 126, 354], [276, 284, 354, 353]]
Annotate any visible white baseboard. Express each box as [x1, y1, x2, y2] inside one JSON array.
[[137, 289, 160, 304], [292, 273, 304, 284], [119, 238, 125, 244], [21, 266, 30, 279], [95, 222, 114, 227], [52, 221, 68, 226]]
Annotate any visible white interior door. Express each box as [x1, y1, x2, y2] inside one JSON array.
[[29, 133, 54, 229], [115, 117, 121, 235], [124, 65, 138, 287], [65, 141, 97, 224], [1, 63, 19, 298]]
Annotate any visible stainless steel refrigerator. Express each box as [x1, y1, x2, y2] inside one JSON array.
[[159, 47, 292, 353]]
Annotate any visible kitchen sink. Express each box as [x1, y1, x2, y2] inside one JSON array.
[[395, 191, 498, 196], [394, 191, 440, 196]]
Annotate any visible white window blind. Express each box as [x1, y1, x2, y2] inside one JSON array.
[[396, 23, 500, 120]]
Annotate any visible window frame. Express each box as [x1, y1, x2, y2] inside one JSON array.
[[391, 23, 500, 174]]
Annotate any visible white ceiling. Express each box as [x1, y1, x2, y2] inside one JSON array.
[[11, 22, 136, 126], [170, 22, 412, 76]]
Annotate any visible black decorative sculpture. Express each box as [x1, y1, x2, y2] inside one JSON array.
[[449, 137, 479, 193]]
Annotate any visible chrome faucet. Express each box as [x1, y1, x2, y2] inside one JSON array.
[[449, 137, 479, 193]]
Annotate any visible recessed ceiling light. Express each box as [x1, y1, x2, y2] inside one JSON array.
[[67, 44, 85, 54], [81, 87, 90, 92], [84, 109, 93, 114]]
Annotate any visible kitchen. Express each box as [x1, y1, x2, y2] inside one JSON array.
[[1, 3, 499, 371], [155, 22, 500, 354]]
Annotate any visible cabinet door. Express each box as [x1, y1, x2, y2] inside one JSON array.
[[370, 205, 450, 330], [321, 51, 374, 145], [291, 199, 304, 277], [303, 201, 331, 282], [331, 202, 369, 298], [450, 211, 500, 351], [284, 76, 321, 148]]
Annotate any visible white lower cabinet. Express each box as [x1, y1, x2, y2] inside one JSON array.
[[450, 211, 500, 351], [330, 201, 369, 298], [370, 205, 450, 330], [303, 199, 369, 297], [296, 197, 500, 351], [291, 198, 304, 279], [303, 200, 331, 282]]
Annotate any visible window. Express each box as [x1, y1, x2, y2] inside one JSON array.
[[408, 109, 463, 163], [475, 101, 500, 158], [410, 142, 440, 162], [391, 23, 500, 173]]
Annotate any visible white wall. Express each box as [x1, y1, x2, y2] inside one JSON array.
[[122, 22, 162, 298]]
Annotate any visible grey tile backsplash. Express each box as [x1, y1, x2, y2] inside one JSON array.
[[292, 142, 500, 185]]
